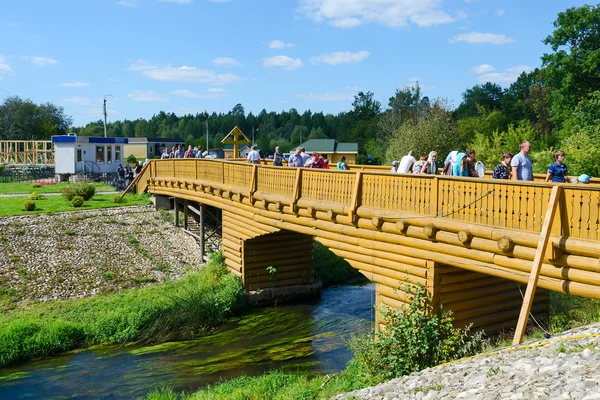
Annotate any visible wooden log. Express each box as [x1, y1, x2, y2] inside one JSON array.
[[423, 223, 439, 239], [396, 220, 408, 233], [327, 247, 427, 279], [458, 230, 473, 244], [346, 260, 427, 286], [498, 236, 516, 252]]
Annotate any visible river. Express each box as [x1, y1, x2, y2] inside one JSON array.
[[0, 284, 375, 399]]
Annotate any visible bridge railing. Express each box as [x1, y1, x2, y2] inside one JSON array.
[[144, 159, 600, 241]]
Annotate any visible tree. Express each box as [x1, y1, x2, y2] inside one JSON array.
[[351, 91, 381, 121], [385, 98, 460, 163], [454, 83, 505, 120], [542, 4, 600, 123], [0, 96, 71, 140]]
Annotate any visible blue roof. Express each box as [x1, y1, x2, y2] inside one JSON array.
[[52, 135, 128, 144]]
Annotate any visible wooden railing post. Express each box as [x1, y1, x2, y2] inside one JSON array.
[[291, 168, 302, 212], [513, 185, 562, 345], [221, 161, 225, 184], [172, 158, 175, 178], [195, 159, 198, 180], [431, 176, 439, 216], [250, 164, 258, 199], [349, 171, 363, 223]]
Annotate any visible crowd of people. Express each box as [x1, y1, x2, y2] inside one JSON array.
[[161, 144, 205, 159], [391, 141, 592, 184], [249, 146, 351, 171]]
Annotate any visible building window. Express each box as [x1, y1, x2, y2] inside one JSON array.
[[107, 146, 113, 164], [77, 148, 82, 162], [115, 145, 121, 161], [96, 146, 104, 163]]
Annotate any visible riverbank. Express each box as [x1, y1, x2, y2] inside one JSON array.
[[0, 206, 202, 309]]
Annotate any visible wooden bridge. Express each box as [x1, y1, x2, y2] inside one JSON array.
[[133, 159, 600, 341]]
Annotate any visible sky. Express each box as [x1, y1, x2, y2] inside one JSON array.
[[0, 0, 590, 127]]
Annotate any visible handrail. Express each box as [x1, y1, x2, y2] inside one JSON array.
[[144, 159, 600, 241]]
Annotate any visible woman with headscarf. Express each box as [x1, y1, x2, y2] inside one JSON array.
[[420, 151, 438, 175]]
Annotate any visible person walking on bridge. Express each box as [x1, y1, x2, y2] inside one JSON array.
[[511, 141, 533, 181], [398, 150, 416, 173], [247, 145, 260, 164]]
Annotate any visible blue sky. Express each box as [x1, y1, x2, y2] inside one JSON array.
[[0, 0, 588, 127]]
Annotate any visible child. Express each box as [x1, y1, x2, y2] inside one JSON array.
[[545, 150, 568, 183]]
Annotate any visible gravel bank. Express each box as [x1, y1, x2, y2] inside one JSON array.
[[0, 206, 203, 307], [334, 323, 600, 400]]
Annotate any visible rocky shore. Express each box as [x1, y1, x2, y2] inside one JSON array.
[[0, 206, 203, 307], [335, 323, 600, 400]]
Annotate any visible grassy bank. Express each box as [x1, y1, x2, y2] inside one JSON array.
[[0, 181, 115, 194], [148, 362, 370, 400], [0, 254, 246, 368], [0, 193, 151, 216]]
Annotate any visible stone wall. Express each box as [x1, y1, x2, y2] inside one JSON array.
[[0, 206, 203, 308]]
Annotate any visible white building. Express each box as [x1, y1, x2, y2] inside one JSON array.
[[52, 135, 129, 175]]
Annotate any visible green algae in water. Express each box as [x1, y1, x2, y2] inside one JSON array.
[[128, 341, 192, 356], [0, 371, 31, 381]]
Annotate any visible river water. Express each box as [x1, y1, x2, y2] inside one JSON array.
[[0, 284, 375, 399]]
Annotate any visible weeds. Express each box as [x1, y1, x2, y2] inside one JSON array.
[[348, 283, 486, 383], [486, 366, 500, 377]]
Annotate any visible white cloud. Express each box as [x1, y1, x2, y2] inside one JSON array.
[[22, 56, 59, 67], [470, 64, 495, 74], [61, 97, 92, 106], [171, 88, 227, 98], [296, 92, 356, 102], [0, 56, 15, 76], [298, 0, 455, 28], [268, 40, 296, 49], [345, 85, 362, 92], [117, 0, 139, 7], [477, 65, 533, 84], [128, 90, 169, 102], [496, 9, 505, 16], [206, 0, 231, 2], [262, 55, 302, 70], [310, 50, 369, 65], [128, 59, 243, 84], [449, 32, 515, 45], [159, 0, 191, 4], [60, 81, 90, 87], [212, 57, 242, 67]]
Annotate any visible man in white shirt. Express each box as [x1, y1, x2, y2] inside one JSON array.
[[398, 150, 416, 173], [247, 145, 261, 164], [299, 147, 311, 166]]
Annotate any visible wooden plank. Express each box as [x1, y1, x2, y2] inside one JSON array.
[[513, 185, 562, 345]]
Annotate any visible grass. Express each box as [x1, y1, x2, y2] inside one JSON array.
[[0, 253, 247, 368], [0, 181, 115, 195], [0, 193, 152, 216], [146, 361, 370, 400]]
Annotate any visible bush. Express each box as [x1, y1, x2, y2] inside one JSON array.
[[71, 196, 84, 208], [28, 192, 43, 200], [61, 186, 78, 201], [78, 184, 96, 201], [30, 183, 42, 189], [349, 283, 486, 383], [22, 200, 35, 211], [127, 154, 138, 165]]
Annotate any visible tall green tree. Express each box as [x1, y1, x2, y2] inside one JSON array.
[[542, 4, 600, 123]]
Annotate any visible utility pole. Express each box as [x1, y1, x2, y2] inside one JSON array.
[[103, 95, 113, 138], [252, 126, 255, 145], [205, 120, 209, 151]]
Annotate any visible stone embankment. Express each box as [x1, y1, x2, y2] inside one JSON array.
[[335, 323, 600, 400], [0, 206, 202, 306]]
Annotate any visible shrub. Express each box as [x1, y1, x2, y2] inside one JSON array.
[[349, 283, 486, 383], [22, 200, 35, 211], [30, 183, 42, 189], [28, 192, 43, 200], [61, 186, 78, 201], [77, 184, 96, 201], [112, 194, 123, 204], [127, 154, 138, 165], [71, 196, 84, 208]]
